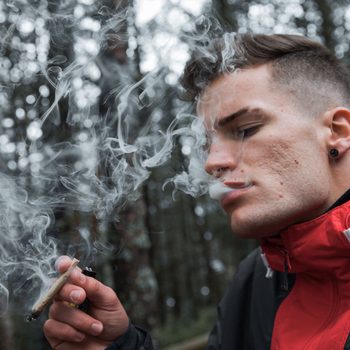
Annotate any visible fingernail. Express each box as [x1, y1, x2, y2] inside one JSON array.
[[91, 322, 103, 335], [70, 290, 82, 303]]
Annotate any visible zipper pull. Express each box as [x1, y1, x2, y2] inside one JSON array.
[[260, 252, 274, 279], [281, 250, 291, 292]]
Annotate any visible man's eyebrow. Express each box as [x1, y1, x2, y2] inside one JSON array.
[[215, 107, 264, 128]]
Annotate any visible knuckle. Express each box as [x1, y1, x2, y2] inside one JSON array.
[[90, 278, 102, 294], [105, 286, 118, 301], [104, 285, 114, 295]]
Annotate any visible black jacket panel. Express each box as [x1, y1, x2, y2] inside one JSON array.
[[206, 248, 290, 350]]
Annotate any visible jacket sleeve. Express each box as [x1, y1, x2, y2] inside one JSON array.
[[105, 322, 158, 350], [205, 312, 222, 350], [204, 250, 256, 350], [205, 248, 272, 350]]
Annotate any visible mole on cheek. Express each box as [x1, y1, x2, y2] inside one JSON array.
[[294, 159, 299, 165]]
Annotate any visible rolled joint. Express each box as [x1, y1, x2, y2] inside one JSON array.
[[26, 258, 80, 322]]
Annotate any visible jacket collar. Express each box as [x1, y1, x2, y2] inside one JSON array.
[[326, 188, 350, 211], [260, 199, 350, 275]]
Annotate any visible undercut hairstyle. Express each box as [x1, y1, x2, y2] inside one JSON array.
[[181, 33, 350, 115]]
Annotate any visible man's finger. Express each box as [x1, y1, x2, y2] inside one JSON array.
[[68, 269, 119, 308], [49, 301, 104, 336], [55, 256, 82, 274], [44, 318, 86, 344], [55, 283, 87, 305]]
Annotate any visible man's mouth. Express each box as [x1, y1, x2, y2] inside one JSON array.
[[209, 181, 252, 203], [209, 182, 233, 200], [220, 184, 252, 210]]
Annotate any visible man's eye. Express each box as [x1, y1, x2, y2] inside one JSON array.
[[234, 124, 261, 139]]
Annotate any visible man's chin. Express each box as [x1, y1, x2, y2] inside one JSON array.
[[229, 215, 281, 239]]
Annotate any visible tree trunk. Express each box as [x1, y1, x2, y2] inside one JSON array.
[[314, 0, 335, 51]]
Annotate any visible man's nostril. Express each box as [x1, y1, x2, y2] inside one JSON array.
[[212, 167, 228, 178]]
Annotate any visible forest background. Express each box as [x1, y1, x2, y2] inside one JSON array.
[[0, 0, 349, 349]]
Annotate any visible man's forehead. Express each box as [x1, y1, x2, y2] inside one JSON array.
[[196, 65, 287, 128], [196, 78, 235, 124], [195, 69, 255, 122], [198, 71, 240, 102]]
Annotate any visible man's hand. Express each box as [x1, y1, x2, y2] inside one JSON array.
[[44, 256, 129, 350]]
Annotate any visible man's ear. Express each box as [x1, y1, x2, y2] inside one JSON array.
[[325, 107, 350, 156]]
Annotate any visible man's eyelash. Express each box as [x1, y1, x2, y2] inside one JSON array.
[[231, 124, 261, 139], [203, 124, 262, 150]]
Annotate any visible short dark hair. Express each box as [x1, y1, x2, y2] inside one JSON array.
[[181, 33, 350, 113]]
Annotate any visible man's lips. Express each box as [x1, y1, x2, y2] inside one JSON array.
[[209, 181, 252, 203], [221, 184, 252, 210]]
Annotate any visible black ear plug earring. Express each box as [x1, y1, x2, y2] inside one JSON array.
[[329, 148, 339, 158]]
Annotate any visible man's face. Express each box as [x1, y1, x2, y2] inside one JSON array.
[[198, 64, 334, 238]]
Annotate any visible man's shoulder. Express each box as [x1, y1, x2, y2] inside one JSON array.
[[222, 246, 283, 306], [220, 248, 262, 302]]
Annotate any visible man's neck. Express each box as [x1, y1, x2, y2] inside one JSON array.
[[326, 188, 350, 212]]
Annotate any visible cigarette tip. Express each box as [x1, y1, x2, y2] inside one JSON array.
[[26, 311, 40, 322]]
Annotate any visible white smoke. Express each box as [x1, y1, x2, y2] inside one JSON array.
[[0, 173, 58, 315], [0, 0, 240, 317]]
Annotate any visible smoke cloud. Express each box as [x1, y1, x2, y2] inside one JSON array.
[[0, 0, 239, 317]]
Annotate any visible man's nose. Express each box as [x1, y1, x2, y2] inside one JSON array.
[[204, 141, 240, 177]]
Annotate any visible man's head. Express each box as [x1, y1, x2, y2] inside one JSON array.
[[182, 33, 350, 116], [182, 34, 350, 238], [182, 34, 350, 103]]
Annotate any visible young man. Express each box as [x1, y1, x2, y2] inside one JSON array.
[[44, 34, 350, 349]]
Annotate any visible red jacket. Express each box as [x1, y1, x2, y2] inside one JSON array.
[[261, 200, 350, 349]]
